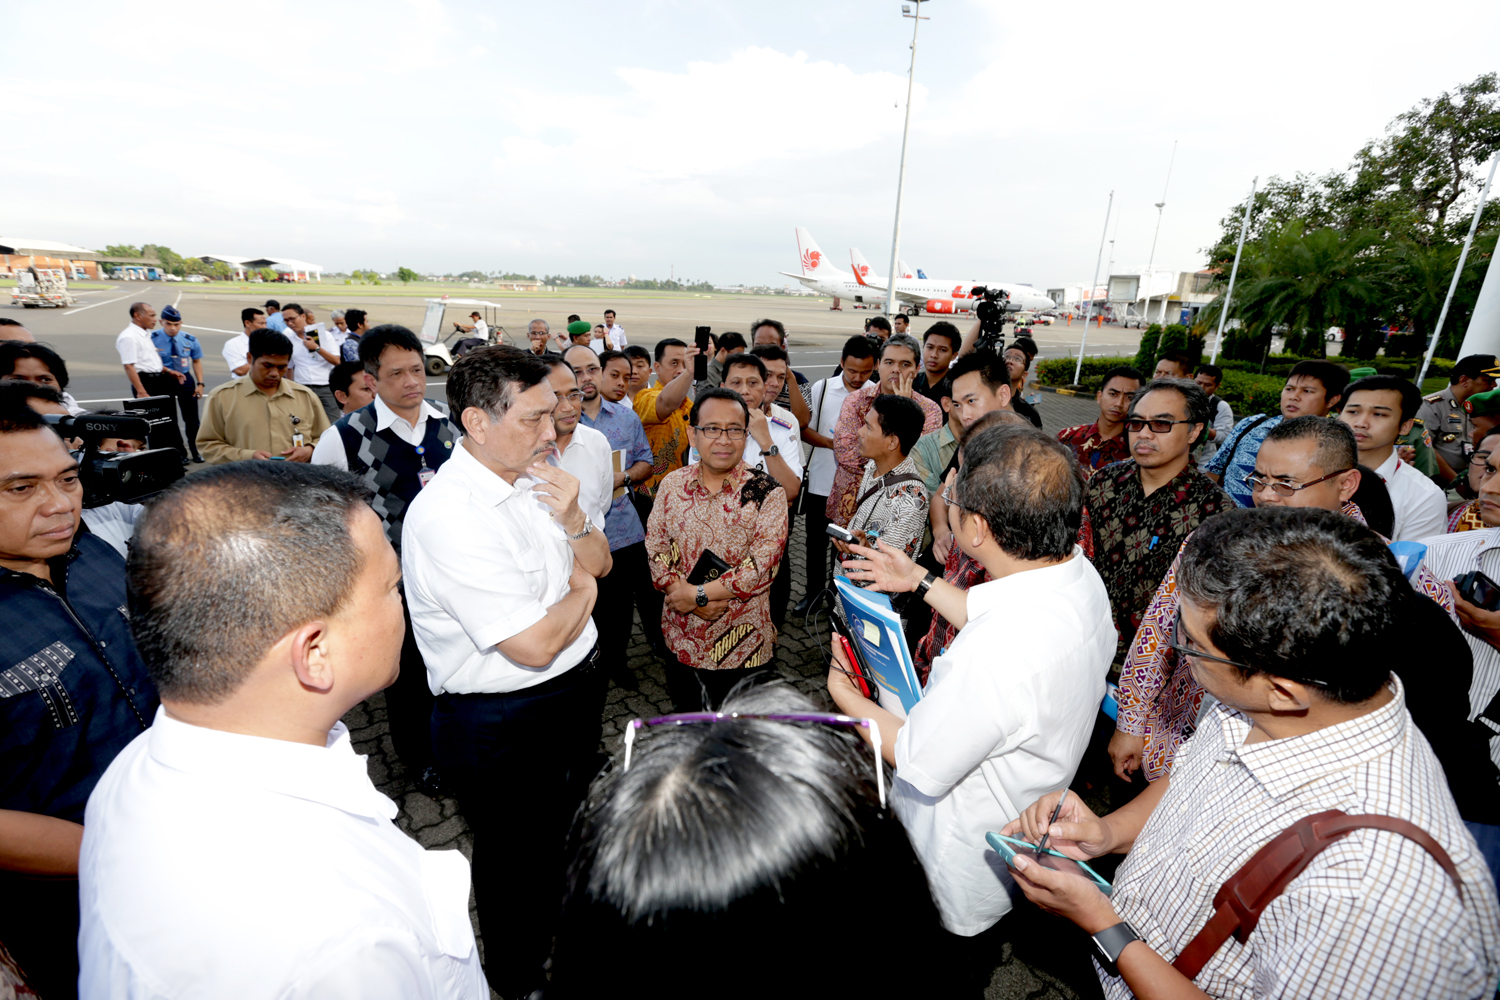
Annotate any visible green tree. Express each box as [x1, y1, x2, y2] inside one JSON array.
[[396, 266, 419, 283], [99, 244, 142, 257], [258, 267, 276, 282]]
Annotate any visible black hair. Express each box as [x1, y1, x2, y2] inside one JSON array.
[[597, 349, 629, 370], [282, 302, 304, 316], [567, 314, 581, 323], [329, 361, 367, 400], [357, 323, 425, 375], [1342, 374, 1422, 423], [0, 318, 21, 327], [751, 318, 787, 344], [241, 307, 265, 325], [604, 309, 616, 317], [958, 408, 1028, 448], [922, 322, 961, 351], [127, 463, 375, 704], [1177, 507, 1405, 703], [881, 333, 921, 364], [749, 344, 788, 365], [344, 308, 368, 331], [551, 683, 939, 999], [949, 350, 1010, 394], [1287, 360, 1350, 407], [264, 299, 281, 310], [1099, 365, 1144, 393], [248, 329, 294, 360], [624, 345, 651, 365], [654, 338, 688, 363], [0, 341, 70, 390], [1155, 349, 1194, 373], [724, 353, 768, 382], [129, 301, 151, 319], [955, 423, 1083, 561], [1450, 354, 1497, 384], [1194, 362, 1224, 382], [717, 331, 748, 355], [1349, 464, 1395, 538], [689, 387, 750, 427], [1264, 416, 1358, 475], [840, 335, 877, 362], [867, 316, 892, 334], [871, 393, 924, 455], [1129, 377, 1212, 445], [447, 344, 551, 422], [0, 392, 49, 434], [0, 378, 66, 410], [1010, 336, 1039, 362]]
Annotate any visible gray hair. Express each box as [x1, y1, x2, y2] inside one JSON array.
[[882, 332, 922, 363], [529, 318, 551, 334], [329, 309, 346, 321]]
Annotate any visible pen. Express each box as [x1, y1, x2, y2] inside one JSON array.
[[1035, 789, 1067, 855]]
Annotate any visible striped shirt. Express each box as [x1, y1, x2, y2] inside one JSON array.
[[1105, 677, 1500, 999]]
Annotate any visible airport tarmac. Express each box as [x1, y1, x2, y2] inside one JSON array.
[[4, 282, 1146, 405]]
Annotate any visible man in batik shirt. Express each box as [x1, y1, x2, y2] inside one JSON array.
[[1056, 365, 1142, 477], [1111, 416, 1457, 783], [1448, 431, 1500, 532], [1081, 378, 1232, 667], [647, 388, 788, 713]]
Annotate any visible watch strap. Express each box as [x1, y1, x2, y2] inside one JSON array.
[[916, 571, 937, 595], [566, 516, 595, 540], [1092, 921, 1140, 968]]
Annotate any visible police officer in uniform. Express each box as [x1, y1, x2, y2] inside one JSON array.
[[1414, 353, 1499, 487]]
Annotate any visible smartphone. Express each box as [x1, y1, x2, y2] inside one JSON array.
[[694, 326, 711, 381], [826, 523, 858, 544], [833, 634, 872, 699], [829, 612, 878, 705], [1455, 570, 1500, 611], [985, 832, 1113, 896]]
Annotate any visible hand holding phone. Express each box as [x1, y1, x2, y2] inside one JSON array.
[[1454, 570, 1500, 611], [986, 832, 1113, 896], [694, 326, 711, 381]]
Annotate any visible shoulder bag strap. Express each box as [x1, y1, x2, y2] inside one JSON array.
[[795, 379, 832, 517], [855, 472, 925, 511], [1219, 412, 1274, 474], [1172, 809, 1463, 981]]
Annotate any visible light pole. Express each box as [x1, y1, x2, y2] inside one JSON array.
[[1138, 140, 1177, 327], [1073, 190, 1114, 385], [1209, 176, 1257, 364], [884, 0, 928, 319]]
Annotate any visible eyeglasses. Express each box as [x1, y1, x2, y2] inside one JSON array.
[[622, 712, 885, 807], [693, 425, 747, 441], [940, 485, 970, 513], [1241, 468, 1353, 497], [1163, 610, 1254, 672], [1124, 417, 1193, 434], [1471, 451, 1493, 467], [553, 390, 585, 408]]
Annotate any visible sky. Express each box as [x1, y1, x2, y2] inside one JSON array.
[[8, 0, 1500, 289]]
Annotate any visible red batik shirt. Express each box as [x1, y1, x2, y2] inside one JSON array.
[[1057, 422, 1131, 477], [646, 461, 789, 671]]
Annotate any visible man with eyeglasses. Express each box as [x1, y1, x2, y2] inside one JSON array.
[[1082, 377, 1232, 669], [1447, 431, 1500, 532], [645, 387, 789, 712], [526, 318, 561, 360], [1110, 416, 1459, 786], [1004, 507, 1500, 1000], [1339, 374, 1446, 542]]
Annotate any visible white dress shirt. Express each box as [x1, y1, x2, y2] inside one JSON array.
[[1103, 677, 1499, 1000], [79, 708, 488, 1000], [1375, 448, 1447, 541], [115, 322, 163, 372], [222, 333, 250, 377], [690, 403, 803, 481], [82, 501, 144, 560], [588, 338, 607, 356], [553, 423, 613, 530], [290, 323, 345, 385], [806, 377, 853, 496], [606, 324, 627, 350], [402, 440, 598, 695], [892, 548, 1114, 936], [1414, 525, 1500, 770], [311, 397, 447, 470]]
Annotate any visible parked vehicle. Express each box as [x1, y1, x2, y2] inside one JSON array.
[[11, 268, 76, 308], [417, 298, 512, 375]]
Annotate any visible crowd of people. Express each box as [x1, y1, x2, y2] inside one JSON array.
[[1, 302, 1498, 1000]]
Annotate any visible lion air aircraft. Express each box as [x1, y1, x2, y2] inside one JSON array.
[[845, 246, 1056, 316]]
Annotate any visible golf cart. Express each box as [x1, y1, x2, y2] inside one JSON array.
[[417, 298, 512, 375]]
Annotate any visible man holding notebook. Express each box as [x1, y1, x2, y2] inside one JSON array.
[[828, 424, 1115, 943]]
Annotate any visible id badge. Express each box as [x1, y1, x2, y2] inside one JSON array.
[[292, 432, 305, 448], [417, 466, 436, 488]]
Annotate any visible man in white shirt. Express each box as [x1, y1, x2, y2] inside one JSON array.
[[78, 463, 488, 999], [603, 308, 626, 350], [828, 423, 1114, 942], [116, 301, 188, 457], [1340, 374, 1446, 541], [224, 307, 265, 378], [283, 302, 345, 423], [401, 345, 611, 999], [796, 335, 877, 612]]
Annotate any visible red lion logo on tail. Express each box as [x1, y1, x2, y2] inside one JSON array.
[[856, 264, 869, 277], [801, 249, 822, 272]]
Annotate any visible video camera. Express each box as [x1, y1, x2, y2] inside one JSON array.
[[41, 413, 184, 509], [969, 286, 1010, 353]]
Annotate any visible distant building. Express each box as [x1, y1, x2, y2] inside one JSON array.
[[0, 238, 102, 279]]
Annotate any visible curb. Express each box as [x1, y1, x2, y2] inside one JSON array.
[[1030, 383, 1090, 397]]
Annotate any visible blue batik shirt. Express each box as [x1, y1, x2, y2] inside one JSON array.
[[1202, 412, 1284, 508], [580, 398, 652, 551]]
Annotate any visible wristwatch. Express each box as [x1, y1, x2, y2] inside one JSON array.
[[695, 584, 708, 607], [1091, 921, 1141, 976], [916, 570, 937, 596], [764, 444, 780, 458], [566, 516, 595, 540]]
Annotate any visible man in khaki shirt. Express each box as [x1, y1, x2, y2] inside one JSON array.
[[197, 329, 331, 464]]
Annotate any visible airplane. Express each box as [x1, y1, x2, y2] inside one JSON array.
[[845, 246, 1056, 316], [778, 228, 890, 306]]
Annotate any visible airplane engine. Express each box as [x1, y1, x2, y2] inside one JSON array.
[[923, 299, 974, 315]]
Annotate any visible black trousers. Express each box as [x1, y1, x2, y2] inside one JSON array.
[[769, 509, 793, 630], [169, 375, 202, 459], [137, 371, 188, 457], [663, 654, 768, 713], [431, 651, 607, 999], [803, 492, 832, 598], [0, 874, 78, 999], [630, 493, 667, 654], [387, 590, 437, 774], [592, 541, 649, 675]]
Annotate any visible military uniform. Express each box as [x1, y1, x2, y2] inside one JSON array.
[[1397, 419, 1438, 477], [1415, 386, 1474, 475]]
